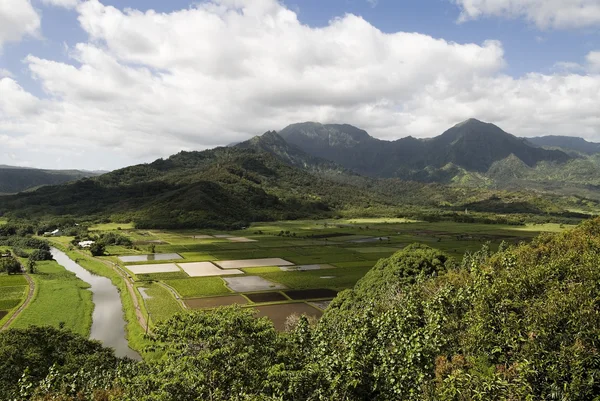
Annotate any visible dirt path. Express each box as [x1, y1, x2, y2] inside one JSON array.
[[0, 272, 35, 331]]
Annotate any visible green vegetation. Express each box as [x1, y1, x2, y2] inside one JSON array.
[[10, 259, 92, 335], [0, 326, 132, 400], [0, 219, 599, 399], [165, 277, 232, 298], [54, 244, 153, 355], [256, 266, 369, 291], [137, 283, 182, 323]]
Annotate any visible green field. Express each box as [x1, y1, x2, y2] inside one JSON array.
[[89, 222, 135, 231], [10, 260, 93, 335], [12, 218, 572, 339], [137, 283, 183, 323]]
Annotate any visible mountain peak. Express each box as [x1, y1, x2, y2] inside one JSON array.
[[455, 118, 485, 127]]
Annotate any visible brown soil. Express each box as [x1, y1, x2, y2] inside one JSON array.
[[284, 289, 338, 300], [185, 295, 248, 309], [254, 303, 323, 331], [244, 292, 287, 303]]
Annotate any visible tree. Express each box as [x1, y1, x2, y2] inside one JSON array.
[[29, 249, 52, 261], [89, 243, 105, 257], [26, 257, 36, 274], [148, 244, 155, 254], [0, 257, 21, 274]]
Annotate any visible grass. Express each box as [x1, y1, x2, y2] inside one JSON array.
[[0, 285, 27, 300], [332, 261, 376, 268], [242, 266, 282, 274], [49, 241, 154, 358], [256, 266, 370, 291], [137, 283, 182, 324], [89, 222, 135, 231], [11, 260, 93, 336], [0, 275, 27, 286], [164, 277, 232, 298], [135, 271, 189, 281]]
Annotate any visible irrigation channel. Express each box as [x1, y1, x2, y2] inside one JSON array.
[[51, 248, 141, 360]]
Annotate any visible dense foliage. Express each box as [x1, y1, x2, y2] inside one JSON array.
[[3, 219, 600, 399], [0, 326, 132, 400]]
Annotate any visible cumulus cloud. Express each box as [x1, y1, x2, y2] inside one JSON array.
[[41, 0, 80, 9], [587, 51, 600, 72], [0, 0, 599, 169], [453, 0, 600, 29], [0, 0, 40, 50]]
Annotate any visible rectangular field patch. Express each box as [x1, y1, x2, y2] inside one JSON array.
[[118, 253, 182, 263], [185, 295, 248, 309], [224, 276, 286, 292], [215, 258, 294, 269], [254, 303, 323, 331], [127, 263, 181, 275], [228, 237, 258, 243], [279, 264, 335, 272], [178, 262, 243, 277]]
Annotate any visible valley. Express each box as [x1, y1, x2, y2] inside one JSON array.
[[1, 118, 599, 399]]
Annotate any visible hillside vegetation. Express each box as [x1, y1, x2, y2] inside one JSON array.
[[0, 167, 98, 194], [2, 218, 600, 400]]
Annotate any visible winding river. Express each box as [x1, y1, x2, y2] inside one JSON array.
[[51, 248, 141, 360]]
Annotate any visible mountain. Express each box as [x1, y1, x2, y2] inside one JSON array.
[[528, 135, 600, 155], [0, 147, 393, 228], [0, 166, 100, 195], [235, 131, 347, 174], [279, 119, 571, 178]]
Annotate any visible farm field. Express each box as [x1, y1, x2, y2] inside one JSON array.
[[0, 274, 28, 326], [10, 259, 93, 335], [77, 218, 574, 330]]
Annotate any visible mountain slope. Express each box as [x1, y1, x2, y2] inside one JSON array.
[[528, 135, 600, 155], [0, 147, 391, 228], [279, 119, 570, 178], [0, 167, 99, 194], [235, 131, 346, 174]]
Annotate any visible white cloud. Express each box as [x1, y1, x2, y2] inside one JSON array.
[[0, 0, 599, 169], [587, 51, 600, 72], [0, 68, 14, 78], [453, 0, 600, 29], [367, 0, 378, 7], [0, 0, 40, 50], [41, 0, 80, 9]]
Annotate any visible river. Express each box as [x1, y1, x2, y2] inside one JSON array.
[[51, 247, 141, 360]]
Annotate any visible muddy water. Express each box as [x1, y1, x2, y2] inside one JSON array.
[[51, 248, 141, 360]]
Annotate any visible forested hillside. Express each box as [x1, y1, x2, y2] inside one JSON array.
[[0, 147, 394, 228], [278, 119, 571, 178], [2, 219, 600, 400], [0, 167, 98, 194]]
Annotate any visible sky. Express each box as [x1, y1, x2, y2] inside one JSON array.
[[0, 0, 599, 170]]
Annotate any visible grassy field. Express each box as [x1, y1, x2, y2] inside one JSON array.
[[10, 260, 93, 335], [89, 222, 135, 231], [26, 218, 574, 337], [137, 283, 182, 323], [164, 277, 232, 298], [0, 275, 28, 323]]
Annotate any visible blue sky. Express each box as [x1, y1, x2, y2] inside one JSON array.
[[0, 0, 599, 169]]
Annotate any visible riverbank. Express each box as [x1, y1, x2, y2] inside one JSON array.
[[49, 241, 152, 358]]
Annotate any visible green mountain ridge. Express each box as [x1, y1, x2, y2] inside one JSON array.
[[0, 166, 100, 195], [278, 119, 571, 178], [528, 135, 600, 155]]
